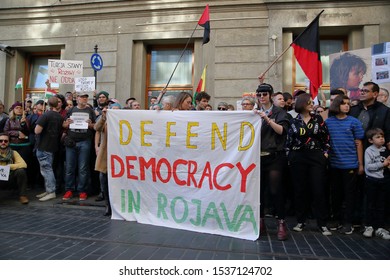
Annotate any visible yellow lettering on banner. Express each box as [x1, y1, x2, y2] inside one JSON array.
[[119, 120, 132, 145], [238, 122, 254, 151], [186, 122, 199, 149], [299, 127, 306, 136], [141, 121, 152, 147], [166, 122, 176, 147], [211, 123, 227, 151]]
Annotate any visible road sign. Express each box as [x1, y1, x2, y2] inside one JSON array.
[[90, 53, 103, 71]]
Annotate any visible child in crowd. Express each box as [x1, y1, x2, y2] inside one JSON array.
[[326, 95, 365, 234], [363, 128, 390, 240]]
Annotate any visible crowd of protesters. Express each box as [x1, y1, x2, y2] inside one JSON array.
[[0, 80, 389, 242]]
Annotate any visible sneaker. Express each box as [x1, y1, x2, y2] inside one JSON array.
[[19, 196, 29, 204], [39, 192, 56, 202], [375, 228, 390, 240], [62, 190, 73, 201], [277, 219, 288, 241], [339, 224, 354, 235], [293, 223, 305, 232], [319, 226, 332, 236], [36, 192, 47, 198], [79, 192, 88, 201], [328, 221, 342, 231], [363, 226, 374, 238]]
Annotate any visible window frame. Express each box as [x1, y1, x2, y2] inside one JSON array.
[[145, 44, 194, 108]]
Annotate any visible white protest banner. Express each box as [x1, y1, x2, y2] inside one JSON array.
[[48, 59, 83, 84], [75, 77, 95, 92], [0, 165, 10, 181], [107, 110, 261, 240]]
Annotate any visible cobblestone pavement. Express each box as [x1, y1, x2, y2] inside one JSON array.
[[0, 190, 389, 260]]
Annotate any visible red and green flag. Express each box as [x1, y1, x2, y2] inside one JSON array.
[[15, 77, 23, 90], [193, 65, 207, 106], [291, 10, 324, 98], [198, 5, 210, 44]]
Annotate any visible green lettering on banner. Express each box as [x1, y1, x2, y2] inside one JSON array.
[[157, 193, 168, 219], [120, 189, 141, 213], [190, 199, 201, 226], [170, 197, 188, 223], [237, 205, 258, 235], [201, 202, 223, 230]]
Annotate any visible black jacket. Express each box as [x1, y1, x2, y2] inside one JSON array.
[[349, 101, 390, 148]]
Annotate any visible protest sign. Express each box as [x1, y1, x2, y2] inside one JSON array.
[[107, 110, 261, 240], [48, 59, 83, 84], [75, 77, 95, 92], [0, 165, 10, 181]]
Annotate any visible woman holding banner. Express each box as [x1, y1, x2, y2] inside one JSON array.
[[255, 83, 290, 241], [173, 92, 193, 111]]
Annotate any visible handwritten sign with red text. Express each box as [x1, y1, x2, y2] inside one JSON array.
[[48, 59, 83, 85], [107, 110, 261, 240]]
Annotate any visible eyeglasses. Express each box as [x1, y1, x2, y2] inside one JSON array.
[[360, 89, 372, 93], [307, 100, 314, 105], [0, 139, 9, 143], [218, 107, 227, 111], [241, 103, 253, 106], [256, 92, 269, 97]]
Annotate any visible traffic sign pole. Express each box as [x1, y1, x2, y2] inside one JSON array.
[[94, 45, 98, 89]]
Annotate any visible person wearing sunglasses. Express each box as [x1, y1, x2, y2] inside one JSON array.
[[240, 97, 255, 111], [255, 83, 290, 241], [286, 93, 332, 236], [0, 133, 29, 204], [216, 101, 228, 111]]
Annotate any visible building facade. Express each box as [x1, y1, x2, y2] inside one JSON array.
[[0, 0, 389, 109]]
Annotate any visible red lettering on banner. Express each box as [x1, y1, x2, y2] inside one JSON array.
[[213, 163, 234, 191], [139, 157, 156, 181], [126, 156, 138, 180], [111, 155, 124, 177], [109, 155, 257, 193], [187, 160, 198, 187], [198, 162, 212, 190], [236, 162, 256, 193], [156, 158, 171, 183], [172, 159, 188, 186]]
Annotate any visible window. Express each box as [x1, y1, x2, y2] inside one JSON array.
[[25, 53, 60, 103], [293, 38, 347, 94], [146, 45, 194, 108]]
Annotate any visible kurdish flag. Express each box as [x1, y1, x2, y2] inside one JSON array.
[[15, 78, 23, 89], [193, 65, 207, 106]]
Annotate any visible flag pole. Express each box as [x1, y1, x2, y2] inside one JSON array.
[[21, 78, 25, 117], [258, 10, 324, 82], [156, 24, 199, 104], [164, 25, 198, 91]]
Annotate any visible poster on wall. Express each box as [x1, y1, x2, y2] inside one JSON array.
[[329, 48, 371, 101], [107, 110, 261, 241], [372, 42, 390, 86]]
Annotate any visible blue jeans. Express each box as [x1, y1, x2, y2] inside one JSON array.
[[36, 150, 56, 194], [65, 139, 91, 193]]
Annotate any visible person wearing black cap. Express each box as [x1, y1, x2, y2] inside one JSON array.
[[255, 83, 290, 241]]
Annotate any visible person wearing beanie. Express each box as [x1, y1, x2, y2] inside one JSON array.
[[94, 91, 109, 117]]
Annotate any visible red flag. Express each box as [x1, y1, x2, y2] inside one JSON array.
[[291, 11, 324, 98], [193, 65, 207, 105], [198, 5, 210, 44]]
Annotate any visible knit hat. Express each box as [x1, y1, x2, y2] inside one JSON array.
[[109, 103, 122, 109], [10, 101, 22, 111], [98, 91, 109, 99]]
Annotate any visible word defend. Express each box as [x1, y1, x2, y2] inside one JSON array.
[[48, 59, 83, 85]]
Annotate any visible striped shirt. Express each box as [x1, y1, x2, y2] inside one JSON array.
[[325, 115, 365, 169]]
